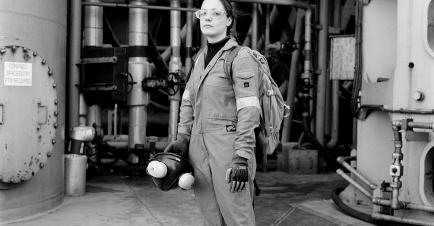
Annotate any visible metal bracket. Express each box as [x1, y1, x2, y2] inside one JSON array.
[[37, 103, 48, 125], [80, 56, 118, 64]]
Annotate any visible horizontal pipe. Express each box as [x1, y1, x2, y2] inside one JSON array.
[[408, 121, 434, 130], [337, 156, 377, 190], [373, 198, 434, 213], [82, 2, 197, 12], [103, 135, 168, 151], [372, 213, 434, 226], [231, 0, 310, 8], [336, 169, 372, 198]]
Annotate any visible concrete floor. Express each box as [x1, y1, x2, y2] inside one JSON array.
[[4, 171, 374, 226]]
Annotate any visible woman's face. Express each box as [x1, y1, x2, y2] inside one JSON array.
[[197, 0, 232, 42]]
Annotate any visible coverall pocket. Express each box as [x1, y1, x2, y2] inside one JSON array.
[[237, 71, 254, 79]]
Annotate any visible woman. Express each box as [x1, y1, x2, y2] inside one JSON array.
[[164, 0, 260, 225]]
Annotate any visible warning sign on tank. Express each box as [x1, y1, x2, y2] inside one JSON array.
[[4, 62, 32, 86]]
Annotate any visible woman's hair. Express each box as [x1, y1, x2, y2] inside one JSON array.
[[216, 0, 235, 35]]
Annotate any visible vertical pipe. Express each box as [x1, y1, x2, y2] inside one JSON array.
[[391, 121, 403, 209], [281, 10, 304, 142], [162, 20, 198, 61], [185, 0, 193, 74], [67, 0, 82, 134], [252, 3, 258, 50], [264, 5, 270, 55], [128, 0, 149, 148], [314, 0, 329, 144], [326, 0, 341, 148], [301, 10, 312, 103], [83, 0, 103, 128], [168, 0, 182, 141], [83, 0, 103, 47]]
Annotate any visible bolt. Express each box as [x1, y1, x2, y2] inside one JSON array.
[[0, 49, 5, 54], [36, 125, 40, 130], [54, 123, 58, 128], [409, 62, 414, 68], [10, 178, 15, 183], [39, 162, 45, 168], [11, 46, 16, 52], [52, 83, 56, 88], [54, 99, 58, 105], [54, 111, 58, 116], [412, 91, 424, 101], [33, 51, 37, 57], [52, 139, 56, 144], [47, 151, 53, 157], [41, 59, 46, 65], [23, 48, 28, 53], [48, 69, 53, 76]]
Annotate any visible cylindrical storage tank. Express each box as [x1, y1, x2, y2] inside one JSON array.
[[0, 0, 67, 223]]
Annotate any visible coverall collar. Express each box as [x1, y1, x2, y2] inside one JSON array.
[[197, 38, 239, 89]]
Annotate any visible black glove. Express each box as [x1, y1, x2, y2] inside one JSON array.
[[225, 155, 249, 193], [164, 133, 189, 157]]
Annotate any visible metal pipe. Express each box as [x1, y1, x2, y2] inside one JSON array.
[[314, 0, 329, 145], [282, 9, 304, 142], [103, 135, 169, 151], [82, 1, 197, 12], [185, 0, 193, 75], [251, 3, 258, 50], [114, 104, 118, 136], [83, 0, 103, 129], [168, 0, 182, 142], [336, 169, 372, 198], [373, 198, 434, 212], [67, 0, 82, 135], [325, 0, 341, 148], [231, 0, 310, 8], [128, 0, 149, 148], [264, 5, 270, 55], [161, 19, 198, 62], [326, 81, 339, 148], [372, 213, 434, 226], [337, 156, 377, 190], [390, 121, 403, 209], [408, 121, 434, 130], [302, 9, 312, 84], [83, 0, 103, 47]]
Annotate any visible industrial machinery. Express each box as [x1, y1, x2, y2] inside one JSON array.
[[332, 0, 434, 225], [0, 0, 67, 222], [4, 0, 434, 225]]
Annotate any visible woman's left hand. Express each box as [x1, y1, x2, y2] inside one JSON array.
[[225, 156, 249, 192]]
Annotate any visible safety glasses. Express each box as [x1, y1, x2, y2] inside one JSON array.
[[195, 9, 226, 20]]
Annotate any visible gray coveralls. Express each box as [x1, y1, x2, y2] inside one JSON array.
[[178, 39, 260, 226]]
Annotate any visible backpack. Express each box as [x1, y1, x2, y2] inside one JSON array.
[[224, 46, 288, 155]]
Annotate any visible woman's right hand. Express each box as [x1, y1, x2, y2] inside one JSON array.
[[163, 133, 189, 157]]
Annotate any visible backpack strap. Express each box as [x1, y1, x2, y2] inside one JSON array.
[[186, 48, 205, 82], [224, 45, 243, 80]]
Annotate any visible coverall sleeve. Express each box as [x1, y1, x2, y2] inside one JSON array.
[[231, 49, 261, 160], [177, 81, 194, 139]]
